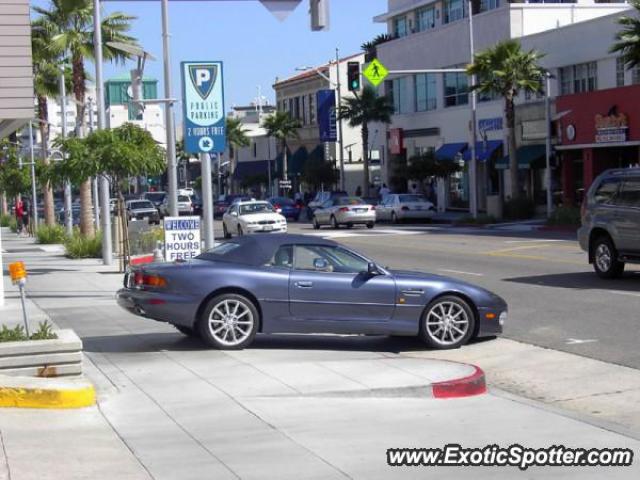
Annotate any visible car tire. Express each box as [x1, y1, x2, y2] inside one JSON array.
[[223, 223, 231, 239], [366, 222, 374, 229], [593, 236, 625, 279], [330, 215, 339, 229], [391, 212, 399, 224], [174, 325, 199, 337], [313, 216, 320, 230], [198, 293, 259, 350], [346, 223, 353, 229], [237, 225, 244, 236], [419, 295, 475, 350]]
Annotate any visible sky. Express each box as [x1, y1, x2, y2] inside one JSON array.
[[66, 0, 388, 109]]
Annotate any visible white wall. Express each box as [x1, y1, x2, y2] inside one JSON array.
[[107, 104, 166, 147]]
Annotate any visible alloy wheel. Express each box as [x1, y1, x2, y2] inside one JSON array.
[[595, 243, 612, 273], [424, 300, 470, 347], [207, 299, 254, 347]]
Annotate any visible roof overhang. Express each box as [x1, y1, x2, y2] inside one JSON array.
[[555, 141, 640, 150]]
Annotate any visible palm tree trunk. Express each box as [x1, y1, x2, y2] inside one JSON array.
[[505, 96, 518, 199], [282, 140, 288, 182], [38, 95, 55, 226], [362, 124, 370, 197]]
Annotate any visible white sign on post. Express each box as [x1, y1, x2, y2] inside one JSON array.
[[163, 216, 202, 262]]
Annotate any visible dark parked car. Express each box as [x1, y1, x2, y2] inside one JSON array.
[[578, 167, 640, 278], [126, 200, 160, 224], [214, 195, 251, 218], [144, 191, 167, 209], [268, 197, 301, 221], [117, 234, 507, 350]]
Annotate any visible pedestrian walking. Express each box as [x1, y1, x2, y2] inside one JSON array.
[[14, 199, 24, 235], [355, 185, 362, 197], [22, 198, 31, 236], [379, 183, 390, 200]]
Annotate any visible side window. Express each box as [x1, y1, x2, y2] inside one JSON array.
[[293, 245, 369, 274], [321, 200, 333, 209], [294, 245, 331, 272], [267, 245, 293, 269], [618, 177, 640, 208], [593, 178, 621, 205]]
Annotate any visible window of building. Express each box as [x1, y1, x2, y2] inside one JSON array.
[[415, 73, 437, 111], [444, 72, 468, 107], [393, 16, 408, 37], [301, 95, 307, 125], [416, 6, 436, 32], [632, 65, 640, 85], [616, 57, 626, 87], [480, 0, 500, 12], [293, 96, 300, 119], [559, 62, 597, 95], [392, 77, 411, 114], [443, 0, 465, 24], [308, 94, 316, 124]]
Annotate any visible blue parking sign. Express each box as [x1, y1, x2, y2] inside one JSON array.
[[181, 61, 226, 154]]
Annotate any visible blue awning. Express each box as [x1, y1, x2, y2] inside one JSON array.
[[435, 142, 467, 161], [234, 160, 270, 180], [496, 144, 546, 170], [462, 140, 503, 162]]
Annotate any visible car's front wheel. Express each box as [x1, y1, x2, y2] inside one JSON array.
[[198, 294, 259, 350], [419, 295, 475, 349], [330, 215, 339, 229], [313, 216, 320, 230], [593, 236, 625, 279], [366, 222, 374, 229], [237, 225, 244, 236]]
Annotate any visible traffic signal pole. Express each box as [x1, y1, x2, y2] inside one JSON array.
[[335, 48, 345, 192]]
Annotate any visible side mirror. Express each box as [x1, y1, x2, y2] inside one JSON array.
[[313, 258, 330, 271], [231, 212, 238, 217], [367, 262, 381, 276]]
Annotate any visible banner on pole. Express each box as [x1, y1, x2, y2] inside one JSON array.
[[317, 89, 337, 142]]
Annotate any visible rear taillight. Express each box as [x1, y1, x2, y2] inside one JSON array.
[[338, 207, 349, 212], [370, 206, 376, 211], [274, 204, 281, 210], [295, 204, 302, 209], [134, 271, 167, 288], [401, 206, 410, 211]]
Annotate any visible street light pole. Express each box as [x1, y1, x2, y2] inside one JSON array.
[[28, 121, 38, 232], [93, 0, 113, 266], [161, 0, 179, 217], [59, 68, 73, 236], [87, 96, 100, 231], [468, 0, 478, 219], [335, 48, 345, 192], [545, 72, 553, 219]]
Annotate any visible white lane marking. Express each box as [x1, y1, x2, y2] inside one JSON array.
[[566, 338, 598, 345], [503, 240, 568, 244], [608, 290, 640, 298], [438, 269, 484, 277], [306, 229, 423, 239]]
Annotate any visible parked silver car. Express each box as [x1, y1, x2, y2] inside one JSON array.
[[159, 194, 193, 217], [126, 200, 160, 225], [376, 194, 436, 223], [312, 197, 376, 229], [578, 167, 640, 278]]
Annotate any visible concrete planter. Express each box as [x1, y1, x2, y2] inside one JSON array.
[[0, 329, 83, 377]]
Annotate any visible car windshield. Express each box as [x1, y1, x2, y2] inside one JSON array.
[[240, 203, 274, 215], [178, 195, 190, 202], [399, 194, 427, 203], [129, 201, 154, 209], [272, 198, 294, 206], [145, 193, 165, 202], [335, 197, 365, 206]]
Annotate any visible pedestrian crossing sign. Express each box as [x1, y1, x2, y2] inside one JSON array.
[[363, 59, 389, 87]]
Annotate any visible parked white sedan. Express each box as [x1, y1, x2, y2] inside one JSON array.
[[312, 197, 376, 229], [376, 194, 436, 223], [222, 200, 287, 238]]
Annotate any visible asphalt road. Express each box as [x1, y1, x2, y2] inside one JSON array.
[[273, 221, 640, 370]]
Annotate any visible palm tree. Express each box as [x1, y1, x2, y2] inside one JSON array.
[[610, 0, 640, 69], [338, 86, 394, 197], [262, 112, 301, 184], [34, 0, 138, 237], [225, 117, 250, 194], [467, 39, 545, 199]]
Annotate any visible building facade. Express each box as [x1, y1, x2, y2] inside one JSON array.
[[372, 0, 632, 211]]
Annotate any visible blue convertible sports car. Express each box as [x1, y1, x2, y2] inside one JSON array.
[[117, 234, 506, 350]]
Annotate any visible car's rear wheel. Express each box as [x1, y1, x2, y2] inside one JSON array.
[[593, 236, 624, 279], [366, 222, 374, 229], [330, 215, 339, 229], [198, 294, 259, 350], [223, 223, 231, 239], [346, 223, 353, 229], [312, 216, 320, 230], [174, 325, 199, 337], [419, 295, 475, 350]]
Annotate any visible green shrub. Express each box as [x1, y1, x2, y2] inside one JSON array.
[[503, 196, 535, 221], [131, 227, 164, 255], [36, 224, 68, 244], [0, 214, 12, 227], [455, 214, 497, 225], [64, 231, 103, 258], [30, 321, 58, 340], [547, 206, 581, 226], [7, 216, 17, 232], [0, 321, 58, 342], [0, 324, 27, 342]]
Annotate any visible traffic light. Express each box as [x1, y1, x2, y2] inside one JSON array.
[[310, 0, 329, 31], [347, 62, 360, 92]]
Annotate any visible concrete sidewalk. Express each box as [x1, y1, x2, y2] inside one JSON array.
[[1, 227, 639, 479]]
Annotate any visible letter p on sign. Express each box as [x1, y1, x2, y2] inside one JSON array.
[[196, 69, 210, 87]]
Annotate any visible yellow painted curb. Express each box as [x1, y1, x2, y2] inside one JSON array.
[[0, 384, 96, 409]]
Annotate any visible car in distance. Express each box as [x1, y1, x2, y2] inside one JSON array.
[[307, 190, 348, 217], [312, 197, 375, 229], [376, 194, 436, 223], [578, 168, 640, 278], [126, 200, 160, 224], [144, 191, 166, 210], [117, 234, 507, 350], [159, 194, 194, 217], [214, 195, 251, 218], [222, 200, 287, 237], [268, 196, 301, 221]]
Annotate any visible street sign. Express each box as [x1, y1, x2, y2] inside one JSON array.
[[363, 59, 389, 87], [163, 216, 202, 261], [279, 180, 292, 189], [181, 61, 226, 154]]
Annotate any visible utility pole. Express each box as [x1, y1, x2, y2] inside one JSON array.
[[28, 121, 38, 232], [59, 68, 73, 236], [93, 0, 113, 266], [468, 0, 478, 219], [545, 72, 553, 219], [87, 96, 100, 231], [162, 0, 179, 217], [335, 48, 345, 191]]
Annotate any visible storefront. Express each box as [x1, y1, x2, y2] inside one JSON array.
[[556, 85, 640, 205]]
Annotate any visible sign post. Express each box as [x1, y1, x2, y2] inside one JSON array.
[[181, 61, 226, 251]]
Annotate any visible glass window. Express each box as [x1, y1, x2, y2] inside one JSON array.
[[399, 194, 427, 203], [616, 57, 626, 87], [559, 66, 573, 95], [392, 77, 411, 114], [309, 94, 316, 124], [443, 0, 465, 24], [416, 6, 436, 32], [444, 72, 469, 107], [335, 197, 366, 206], [293, 245, 370, 274], [267, 245, 293, 269], [480, 0, 500, 12], [239, 202, 274, 215], [618, 178, 640, 207], [632, 65, 640, 85], [560, 62, 598, 94], [128, 201, 154, 210], [393, 16, 408, 38], [593, 177, 621, 205], [178, 195, 191, 202], [415, 74, 437, 111]]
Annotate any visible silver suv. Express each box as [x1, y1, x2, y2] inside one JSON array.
[[578, 168, 640, 278]]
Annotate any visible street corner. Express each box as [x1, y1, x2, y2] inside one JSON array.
[[0, 375, 96, 409]]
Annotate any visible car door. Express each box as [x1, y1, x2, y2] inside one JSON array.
[[380, 195, 394, 220], [288, 244, 396, 327], [226, 204, 239, 231], [315, 200, 333, 224], [615, 176, 640, 254]]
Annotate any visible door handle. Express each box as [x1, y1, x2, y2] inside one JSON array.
[[295, 281, 313, 288]]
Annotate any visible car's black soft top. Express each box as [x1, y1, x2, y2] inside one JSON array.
[[197, 234, 338, 266]]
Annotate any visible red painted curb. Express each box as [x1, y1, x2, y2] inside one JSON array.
[[129, 255, 154, 266], [431, 365, 487, 399]]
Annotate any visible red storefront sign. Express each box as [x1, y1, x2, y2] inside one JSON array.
[[389, 128, 404, 155]]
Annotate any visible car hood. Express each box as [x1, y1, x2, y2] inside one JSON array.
[[240, 212, 285, 222]]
